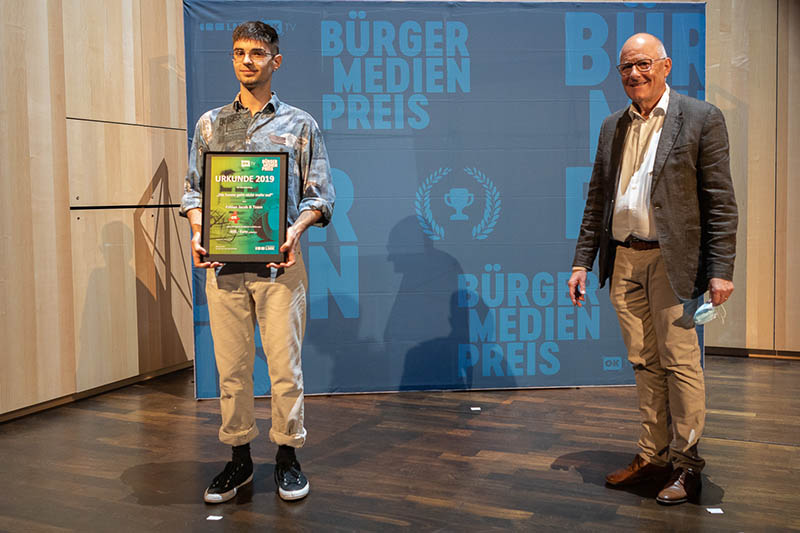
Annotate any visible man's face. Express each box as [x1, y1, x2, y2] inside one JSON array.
[[618, 36, 671, 111], [232, 39, 282, 90]]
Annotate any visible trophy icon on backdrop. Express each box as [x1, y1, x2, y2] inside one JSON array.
[[444, 187, 474, 221]]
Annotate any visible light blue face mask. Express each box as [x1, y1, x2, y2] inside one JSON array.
[[693, 302, 727, 325]]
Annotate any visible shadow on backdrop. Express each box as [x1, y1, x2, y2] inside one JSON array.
[[386, 216, 476, 390]]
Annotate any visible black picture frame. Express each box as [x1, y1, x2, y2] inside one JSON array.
[[201, 151, 288, 263]]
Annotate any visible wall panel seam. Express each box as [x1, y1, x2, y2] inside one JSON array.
[[773, 1, 780, 352], [66, 116, 187, 132], [70, 204, 180, 210]]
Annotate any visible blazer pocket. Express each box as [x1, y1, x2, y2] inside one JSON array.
[[670, 143, 693, 155]]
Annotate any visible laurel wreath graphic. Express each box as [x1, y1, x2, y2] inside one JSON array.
[[414, 167, 451, 240], [414, 167, 501, 241], [464, 167, 502, 240]]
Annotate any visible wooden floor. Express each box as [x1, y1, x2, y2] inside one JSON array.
[[1, 356, 798, 532]]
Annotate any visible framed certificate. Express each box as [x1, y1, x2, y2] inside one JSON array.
[[202, 151, 288, 263]]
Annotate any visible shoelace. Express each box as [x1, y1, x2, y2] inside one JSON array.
[[213, 461, 247, 488], [668, 467, 696, 484], [278, 462, 303, 484]]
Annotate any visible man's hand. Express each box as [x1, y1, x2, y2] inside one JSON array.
[[191, 231, 222, 269], [186, 208, 222, 269], [708, 277, 734, 306], [266, 225, 301, 269], [567, 270, 587, 307], [266, 209, 323, 270]]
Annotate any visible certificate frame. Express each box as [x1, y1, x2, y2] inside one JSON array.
[[202, 151, 288, 263]]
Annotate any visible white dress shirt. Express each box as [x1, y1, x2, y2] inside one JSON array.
[[612, 86, 670, 242]]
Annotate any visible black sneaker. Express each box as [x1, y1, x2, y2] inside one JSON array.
[[203, 460, 253, 503], [274, 459, 309, 501]]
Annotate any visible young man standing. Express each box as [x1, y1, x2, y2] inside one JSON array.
[[181, 21, 335, 503]]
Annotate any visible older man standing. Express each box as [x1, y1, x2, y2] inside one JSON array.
[[568, 33, 737, 504]]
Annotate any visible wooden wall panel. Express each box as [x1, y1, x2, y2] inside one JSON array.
[[70, 207, 192, 392], [0, 0, 77, 414], [66, 121, 187, 207], [704, 0, 777, 350], [1, 0, 191, 415], [64, 0, 192, 396], [132, 207, 193, 374], [140, 0, 187, 128], [62, 0, 186, 129], [775, 0, 800, 352], [71, 210, 140, 391], [62, 0, 141, 124]]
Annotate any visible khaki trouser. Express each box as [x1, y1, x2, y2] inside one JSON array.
[[609, 246, 706, 471], [205, 251, 308, 448]]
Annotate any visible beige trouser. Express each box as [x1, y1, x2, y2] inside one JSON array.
[[205, 251, 308, 448], [609, 246, 706, 471]]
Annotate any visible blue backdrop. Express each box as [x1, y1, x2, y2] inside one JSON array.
[[184, 1, 706, 398]]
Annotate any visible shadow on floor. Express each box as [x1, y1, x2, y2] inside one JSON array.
[[550, 450, 725, 505], [120, 461, 278, 506]]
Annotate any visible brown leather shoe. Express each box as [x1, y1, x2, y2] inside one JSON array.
[[656, 467, 702, 505], [605, 455, 672, 486]]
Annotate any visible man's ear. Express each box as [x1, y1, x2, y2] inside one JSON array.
[[663, 57, 672, 78]]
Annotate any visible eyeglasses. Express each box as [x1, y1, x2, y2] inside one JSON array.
[[230, 48, 274, 62], [616, 58, 667, 76]]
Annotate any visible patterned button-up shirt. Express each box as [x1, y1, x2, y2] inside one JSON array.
[[181, 93, 335, 227]]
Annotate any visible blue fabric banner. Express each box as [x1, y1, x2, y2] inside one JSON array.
[[184, 1, 706, 398]]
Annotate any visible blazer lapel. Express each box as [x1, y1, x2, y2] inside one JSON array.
[[650, 89, 683, 191], [602, 111, 631, 230]]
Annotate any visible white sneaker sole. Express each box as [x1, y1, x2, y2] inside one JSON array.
[[203, 472, 253, 504], [278, 480, 309, 501]]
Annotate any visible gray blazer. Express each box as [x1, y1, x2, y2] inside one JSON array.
[[572, 90, 738, 301]]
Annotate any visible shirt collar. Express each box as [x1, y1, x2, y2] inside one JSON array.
[[232, 92, 281, 114], [628, 84, 670, 121]]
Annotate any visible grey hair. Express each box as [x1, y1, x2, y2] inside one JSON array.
[[654, 40, 668, 59]]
